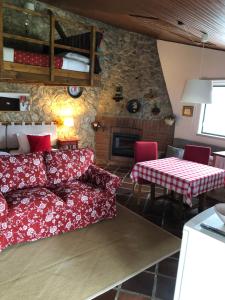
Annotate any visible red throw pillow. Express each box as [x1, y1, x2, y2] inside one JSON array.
[[27, 135, 51, 152]]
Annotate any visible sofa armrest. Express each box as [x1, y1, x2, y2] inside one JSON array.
[[0, 192, 8, 221], [81, 165, 121, 195]]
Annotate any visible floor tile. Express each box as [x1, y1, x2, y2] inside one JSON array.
[[170, 251, 180, 260], [105, 165, 118, 172], [116, 172, 129, 178], [102, 164, 223, 300], [119, 167, 131, 173], [118, 291, 151, 300], [158, 258, 178, 278], [144, 214, 163, 227], [207, 188, 225, 202], [155, 275, 176, 300], [146, 200, 167, 216], [93, 289, 117, 300], [121, 182, 134, 189], [122, 272, 155, 296], [123, 177, 134, 184], [162, 226, 182, 238], [146, 265, 156, 273], [117, 187, 132, 196]]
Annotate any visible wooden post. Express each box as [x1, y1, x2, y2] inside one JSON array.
[[89, 26, 96, 86], [0, 0, 3, 77], [49, 10, 55, 82]]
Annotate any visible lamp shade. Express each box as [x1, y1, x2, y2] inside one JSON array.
[[181, 79, 212, 104], [63, 117, 74, 127]]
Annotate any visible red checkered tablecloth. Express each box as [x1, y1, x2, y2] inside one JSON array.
[[131, 157, 225, 206]]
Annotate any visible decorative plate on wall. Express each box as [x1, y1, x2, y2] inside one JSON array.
[[126, 99, 141, 113], [67, 86, 84, 99]]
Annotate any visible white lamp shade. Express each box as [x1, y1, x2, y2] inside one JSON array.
[[181, 79, 212, 104]]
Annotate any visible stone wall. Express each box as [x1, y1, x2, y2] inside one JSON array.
[[0, 0, 173, 149]]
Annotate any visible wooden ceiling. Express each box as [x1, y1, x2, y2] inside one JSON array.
[[42, 0, 225, 51]]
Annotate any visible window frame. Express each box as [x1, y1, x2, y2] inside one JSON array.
[[199, 82, 225, 139]]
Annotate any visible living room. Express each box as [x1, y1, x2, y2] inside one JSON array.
[[0, 1, 225, 300]]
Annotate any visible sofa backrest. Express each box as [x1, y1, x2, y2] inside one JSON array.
[[173, 138, 225, 152], [0, 152, 48, 194], [44, 148, 94, 186]]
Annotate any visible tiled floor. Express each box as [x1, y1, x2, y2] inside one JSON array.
[[93, 164, 223, 300]]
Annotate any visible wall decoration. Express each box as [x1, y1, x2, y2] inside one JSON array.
[[164, 115, 176, 126], [91, 121, 105, 131], [126, 99, 141, 113], [0, 93, 30, 112], [113, 86, 124, 102], [144, 88, 158, 101], [182, 105, 194, 117], [19, 95, 31, 111], [151, 102, 161, 115], [67, 86, 83, 99]]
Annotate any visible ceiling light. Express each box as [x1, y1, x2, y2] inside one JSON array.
[[181, 79, 212, 104], [181, 31, 212, 104]]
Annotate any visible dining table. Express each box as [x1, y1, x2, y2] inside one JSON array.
[[131, 157, 225, 211]]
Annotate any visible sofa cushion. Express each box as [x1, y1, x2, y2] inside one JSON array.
[[166, 145, 184, 159], [0, 153, 48, 194], [45, 148, 94, 187], [51, 180, 116, 229], [4, 187, 66, 244], [5, 187, 64, 212]]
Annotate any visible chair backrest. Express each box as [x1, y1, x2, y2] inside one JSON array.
[[134, 141, 158, 163], [183, 144, 211, 165]]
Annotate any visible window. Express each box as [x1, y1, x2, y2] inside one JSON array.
[[199, 83, 225, 138]]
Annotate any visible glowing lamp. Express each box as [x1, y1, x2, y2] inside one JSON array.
[[63, 117, 74, 127]]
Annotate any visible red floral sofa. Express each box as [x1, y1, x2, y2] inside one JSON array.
[[0, 148, 120, 251]]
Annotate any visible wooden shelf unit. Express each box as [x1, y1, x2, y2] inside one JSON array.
[[0, 1, 101, 86]]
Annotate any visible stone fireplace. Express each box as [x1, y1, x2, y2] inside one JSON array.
[[112, 132, 140, 157], [95, 116, 174, 166]]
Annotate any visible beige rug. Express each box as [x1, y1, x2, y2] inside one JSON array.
[[0, 204, 180, 300]]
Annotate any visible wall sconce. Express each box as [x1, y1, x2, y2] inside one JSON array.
[[113, 86, 123, 102], [91, 121, 105, 131]]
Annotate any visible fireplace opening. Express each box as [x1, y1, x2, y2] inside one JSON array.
[[112, 133, 140, 157]]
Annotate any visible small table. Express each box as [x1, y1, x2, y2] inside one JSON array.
[[57, 138, 79, 150], [212, 151, 225, 169], [131, 157, 225, 209]]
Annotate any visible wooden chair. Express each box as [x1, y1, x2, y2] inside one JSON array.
[[183, 144, 211, 165], [133, 141, 158, 205], [183, 145, 211, 212]]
